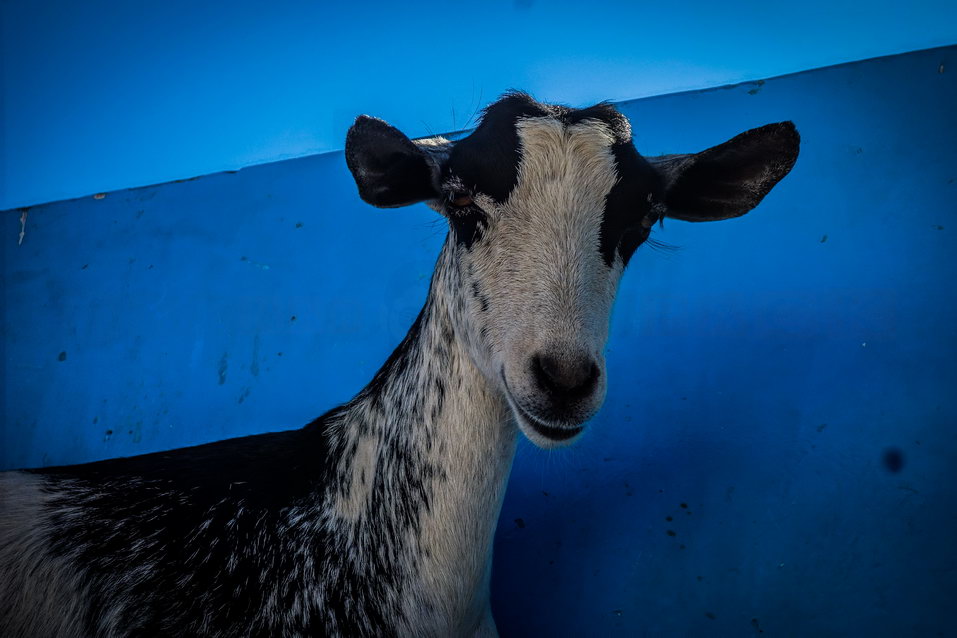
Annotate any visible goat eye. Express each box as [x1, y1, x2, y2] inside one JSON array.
[[448, 192, 474, 209]]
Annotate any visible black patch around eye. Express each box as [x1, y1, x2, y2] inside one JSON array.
[[445, 92, 549, 203], [617, 226, 650, 263], [599, 141, 663, 267], [449, 208, 487, 250], [448, 193, 473, 208]]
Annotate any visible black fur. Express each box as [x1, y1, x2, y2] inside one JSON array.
[[345, 116, 439, 208], [35, 425, 334, 635], [448, 207, 487, 249], [444, 92, 549, 203], [601, 141, 662, 266], [660, 121, 800, 221], [344, 94, 799, 267]]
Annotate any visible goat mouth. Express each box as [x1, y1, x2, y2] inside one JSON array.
[[514, 403, 584, 441], [502, 374, 585, 444]]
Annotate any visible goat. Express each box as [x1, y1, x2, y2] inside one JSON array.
[[0, 92, 799, 637]]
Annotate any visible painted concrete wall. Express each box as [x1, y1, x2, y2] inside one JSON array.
[[2, 46, 956, 635], [4, 0, 957, 211]]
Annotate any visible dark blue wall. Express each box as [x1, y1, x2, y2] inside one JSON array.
[[2, 47, 955, 636]]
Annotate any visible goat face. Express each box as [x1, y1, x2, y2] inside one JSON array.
[[346, 92, 799, 449]]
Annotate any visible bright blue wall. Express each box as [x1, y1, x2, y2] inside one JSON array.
[[2, 47, 956, 635], [4, 1, 957, 210]]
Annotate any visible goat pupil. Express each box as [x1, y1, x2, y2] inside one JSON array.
[[449, 193, 473, 208]]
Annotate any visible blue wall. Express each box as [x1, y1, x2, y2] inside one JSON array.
[[3, 46, 956, 635], [4, 0, 957, 210]]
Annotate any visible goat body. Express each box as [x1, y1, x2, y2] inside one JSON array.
[[1, 243, 513, 637], [0, 92, 799, 637]]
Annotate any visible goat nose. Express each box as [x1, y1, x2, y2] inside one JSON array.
[[531, 353, 600, 398]]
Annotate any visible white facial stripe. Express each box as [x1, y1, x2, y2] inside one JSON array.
[[511, 117, 619, 218], [502, 117, 620, 335], [454, 116, 621, 441]]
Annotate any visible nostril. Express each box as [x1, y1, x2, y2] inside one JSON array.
[[532, 354, 600, 398]]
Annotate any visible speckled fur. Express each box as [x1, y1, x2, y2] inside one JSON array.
[[0, 243, 514, 637]]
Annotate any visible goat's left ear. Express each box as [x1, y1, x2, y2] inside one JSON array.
[[651, 122, 800, 222], [345, 115, 443, 208]]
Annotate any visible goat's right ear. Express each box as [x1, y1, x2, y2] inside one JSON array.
[[649, 122, 800, 222], [345, 115, 442, 208]]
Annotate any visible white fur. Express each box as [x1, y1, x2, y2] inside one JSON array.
[[446, 117, 624, 447]]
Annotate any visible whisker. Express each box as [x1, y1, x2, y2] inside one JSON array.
[[644, 237, 681, 254]]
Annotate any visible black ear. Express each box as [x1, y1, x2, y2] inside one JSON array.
[[345, 115, 441, 208], [651, 122, 800, 222]]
